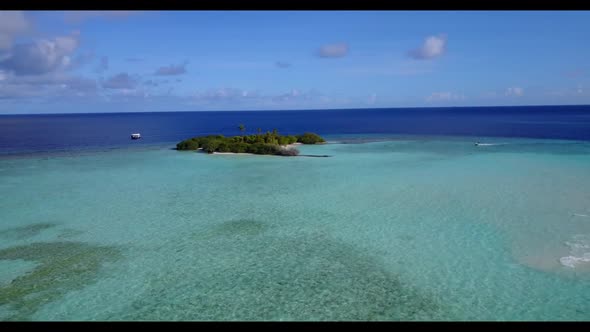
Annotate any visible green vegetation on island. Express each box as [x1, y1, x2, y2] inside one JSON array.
[[295, 132, 326, 145], [176, 129, 325, 156]]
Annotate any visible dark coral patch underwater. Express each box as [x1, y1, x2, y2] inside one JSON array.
[[0, 242, 122, 321]]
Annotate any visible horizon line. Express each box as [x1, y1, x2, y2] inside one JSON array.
[[1, 103, 589, 116]]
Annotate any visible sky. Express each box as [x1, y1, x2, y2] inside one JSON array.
[[0, 10, 589, 114]]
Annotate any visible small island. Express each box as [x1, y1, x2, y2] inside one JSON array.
[[176, 129, 325, 156]]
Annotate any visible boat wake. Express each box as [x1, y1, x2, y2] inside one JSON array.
[[559, 234, 590, 268], [475, 143, 505, 146]]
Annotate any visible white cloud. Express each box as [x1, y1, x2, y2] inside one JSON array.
[[0, 72, 98, 99], [103, 72, 138, 90], [505, 87, 524, 97], [426, 92, 465, 102], [190, 87, 333, 109], [0, 11, 30, 50], [547, 85, 586, 97], [143, 79, 158, 87], [317, 43, 349, 58], [194, 87, 260, 102], [0, 31, 80, 76], [409, 34, 447, 60], [154, 62, 188, 76]]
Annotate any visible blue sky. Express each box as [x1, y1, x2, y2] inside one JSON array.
[[0, 10, 589, 113]]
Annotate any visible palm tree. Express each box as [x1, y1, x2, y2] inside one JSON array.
[[238, 124, 245, 135]]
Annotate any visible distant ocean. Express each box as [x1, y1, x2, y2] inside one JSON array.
[[1, 105, 590, 320], [1, 105, 590, 156]]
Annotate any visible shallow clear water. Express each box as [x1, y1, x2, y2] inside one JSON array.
[[1, 136, 590, 321]]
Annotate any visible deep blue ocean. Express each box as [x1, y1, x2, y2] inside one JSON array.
[[1, 105, 590, 155]]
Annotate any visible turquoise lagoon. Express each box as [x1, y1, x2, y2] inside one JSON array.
[[1, 135, 590, 320]]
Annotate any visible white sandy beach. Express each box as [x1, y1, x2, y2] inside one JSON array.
[[210, 143, 301, 155]]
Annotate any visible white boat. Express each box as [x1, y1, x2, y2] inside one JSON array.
[[131, 133, 141, 140]]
